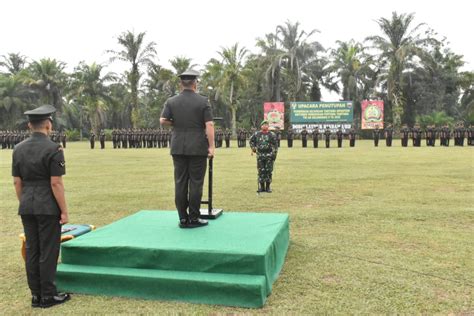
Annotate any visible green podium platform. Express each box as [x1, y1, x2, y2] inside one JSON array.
[[56, 210, 289, 308]]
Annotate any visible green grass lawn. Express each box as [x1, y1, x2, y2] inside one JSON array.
[[0, 140, 473, 314]]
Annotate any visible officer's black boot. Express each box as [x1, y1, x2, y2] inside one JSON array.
[[257, 182, 265, 193], [266, 182, 272, 193]]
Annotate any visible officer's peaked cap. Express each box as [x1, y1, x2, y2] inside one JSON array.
[[260, 120, 269, 126], [24, 104, 56, 122], [178, 69, 200, 80]]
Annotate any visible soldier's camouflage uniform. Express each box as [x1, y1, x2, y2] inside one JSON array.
[[250, 131, 278, 184]]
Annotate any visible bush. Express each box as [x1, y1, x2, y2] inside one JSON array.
[[65, 129, 81, 141]]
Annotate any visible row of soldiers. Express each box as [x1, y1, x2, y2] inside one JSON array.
[[107, 129, 171, 149], [1, 130, 67, 149]]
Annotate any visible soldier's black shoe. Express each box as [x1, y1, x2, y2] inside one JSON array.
[[179, 218, 189, 228], [257, 182, 265, 193], [187, 218, 208, 228], [40, 293, 70, 308], [266, 182, 272, 193], [31, 295, 41, 308]]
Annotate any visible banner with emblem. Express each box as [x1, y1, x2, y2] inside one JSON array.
[[263, 102, 284, 130], [361, 100, 384, 129]]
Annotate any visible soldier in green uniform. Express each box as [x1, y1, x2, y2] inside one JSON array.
[[287, 127, 294, 148], [373, 125, 380, 147], [160, 70, 214, 228], [312, 127, 319, 148], [275, 127, 281, 148], [300, 126, 308, 148], [385, 124, 393, 147], [324, 126, 331, 148], [336, 127, 343, 148], [99, 130, 106, 149], [89, 130, 95, 149], [401, 124, 409, 147], [12, 105, 71, 308], [348, 127, 356, 147], [250, 120, 278, 193], [224, 128, 231, 148]]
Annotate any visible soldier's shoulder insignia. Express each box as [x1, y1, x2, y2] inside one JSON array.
[[59, 161, 65, 167]]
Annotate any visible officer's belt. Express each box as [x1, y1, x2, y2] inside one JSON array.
[[22, 180, 51, 187], [173, 127, 205, 132]]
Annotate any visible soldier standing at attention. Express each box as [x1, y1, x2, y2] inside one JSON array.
[[160, 70, 214, 228], [275, 127, 281, 148], [224, 128, 231, 148], [412, 124, 422, 147], [99, 130, 106, 149], [287, 127, 294, 148], [385, 124, 393, 147], [301, 126, 308, 148], [324, 126, 331, 148], [336, 127, 343, 148], [348, 127, 356, 147], [12, 105, 71, 308], [401, 124, 409, 147], [312, 127, 319, 148], [373, 126, 380, 147], [250, 120, 278, 193], [60, 130, 66, 149], [89, 131, 95, 149]]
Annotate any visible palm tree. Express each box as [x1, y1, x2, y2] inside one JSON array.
[[0, 53, 28, 75], [217, 43, 248, 135], [276, 21, 325, 101], [0, 75, 31, 129], [69, 62, 116, 135], [26, 58, 67, 113], [107, 30, 157, 127], [367, 12, 432, 127]]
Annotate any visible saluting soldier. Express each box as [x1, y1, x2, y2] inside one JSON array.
[[89, 130, 95, 149], [324, 126, 331, 148], [250, 120, 278, 193], [287, 127, 294, 148], [12, 105, 71, 308], [385, 124, 393, 147], [301, 126, 308, 148], [373, 125, 381, 147], [312, 127, 319, 148], [336, 127, 343, 148]]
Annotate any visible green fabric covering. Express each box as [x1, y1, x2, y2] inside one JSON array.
[[57, 211, 289, 308]]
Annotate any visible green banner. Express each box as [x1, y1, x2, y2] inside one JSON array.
[[290, 101, 353, 123]]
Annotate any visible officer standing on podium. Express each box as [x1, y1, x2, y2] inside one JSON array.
[[12, 105, 71, 308], [160, 70, 215, 229]]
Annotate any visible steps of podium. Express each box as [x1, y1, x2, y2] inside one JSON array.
[[56, 211, 289, 308], [57, 263, 267, 308]]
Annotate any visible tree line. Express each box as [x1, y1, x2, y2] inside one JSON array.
[[1, 12, 473, 138]]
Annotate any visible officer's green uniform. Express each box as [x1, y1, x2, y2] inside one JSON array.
[[250, 120, 278, 193], [161, 70, 213, 226], [12, 105, 66, 302]]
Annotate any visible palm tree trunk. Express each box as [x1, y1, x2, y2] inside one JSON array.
[[229, 80, 237, 136]]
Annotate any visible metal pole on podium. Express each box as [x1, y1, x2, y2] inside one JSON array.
[[200, 157, 223, 219], [200, 116, 224, 219]]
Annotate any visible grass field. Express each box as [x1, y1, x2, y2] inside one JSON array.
[[0, 140, 473, 314]]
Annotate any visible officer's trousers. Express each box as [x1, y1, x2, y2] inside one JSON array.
[[21, 215, 61, 297], [172, 155, 207, 222], [287, 139, 293, 148]]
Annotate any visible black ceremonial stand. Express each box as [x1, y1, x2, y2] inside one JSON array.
[[200, 157, 223, 219]]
